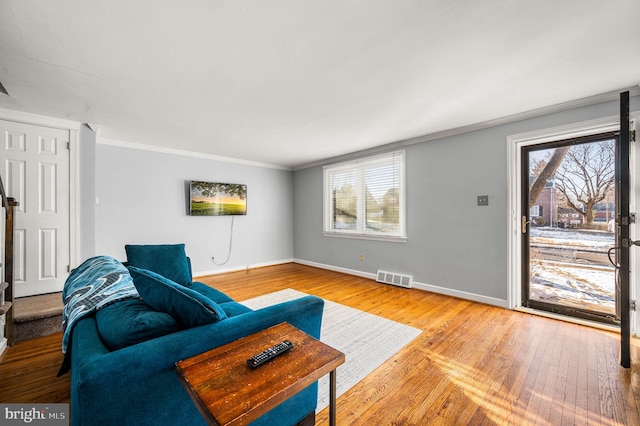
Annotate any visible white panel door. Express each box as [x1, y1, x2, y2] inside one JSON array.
[[0, 119, 70, 297]]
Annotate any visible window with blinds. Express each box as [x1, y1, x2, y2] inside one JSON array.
[[323, 151, 406, 240]]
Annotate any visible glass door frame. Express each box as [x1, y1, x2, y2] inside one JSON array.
[[618, 92, 631, 368], [507, 114, 636, 333], [520, 131, 620, 325]]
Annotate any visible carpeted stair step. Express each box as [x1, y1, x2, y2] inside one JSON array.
[[13, 293, 63, 343], [0, 281, 11, 315]]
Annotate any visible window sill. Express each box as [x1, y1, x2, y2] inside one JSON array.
[[322, 232, 407, 243]]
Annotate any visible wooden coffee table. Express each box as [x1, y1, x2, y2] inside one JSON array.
[[176, 322, 345, 426]]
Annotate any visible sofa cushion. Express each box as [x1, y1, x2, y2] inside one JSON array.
[[125, 244, 191, 286], [128, 266, 227, 328], [95, 298, 180, 351]]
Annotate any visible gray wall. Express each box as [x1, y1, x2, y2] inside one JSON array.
[[95, 144, 293, 276], [293, 96, 640, 303]]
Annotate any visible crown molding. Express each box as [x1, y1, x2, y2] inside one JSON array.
[[0, 107, 81, 130], [98, 137, 292, 171]]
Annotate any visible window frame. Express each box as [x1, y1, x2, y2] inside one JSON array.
[[322, 150, 407, 242]]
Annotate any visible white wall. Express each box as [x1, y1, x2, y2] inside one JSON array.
[[95, 143, 294, 276], [78, 124, 96, 261]]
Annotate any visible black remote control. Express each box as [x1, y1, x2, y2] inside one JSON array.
[[247, 340, 294, 368]]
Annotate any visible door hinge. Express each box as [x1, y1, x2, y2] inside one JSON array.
[[620, 213, 636, 226], [632, 300, 636, 311], [631, 130, 636, 142], [67, 265, 70, 273], [66, 142, 70, 150]]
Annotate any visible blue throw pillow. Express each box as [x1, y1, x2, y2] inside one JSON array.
[[125, 244, 192, 286], [128, 266, 227, 328], [95, 299, 180, 351], [187, 281, 234, 304]]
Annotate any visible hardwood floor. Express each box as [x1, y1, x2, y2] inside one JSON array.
[[0, 332, 69, 403], [1, 263, 639, 425]]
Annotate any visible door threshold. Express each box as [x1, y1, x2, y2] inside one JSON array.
[[515, 306, 620, 333]]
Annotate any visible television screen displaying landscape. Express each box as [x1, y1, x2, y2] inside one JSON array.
[[189, 181, 247, 216]]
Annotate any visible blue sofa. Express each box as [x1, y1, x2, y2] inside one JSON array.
[[62, 245, 324, 426]]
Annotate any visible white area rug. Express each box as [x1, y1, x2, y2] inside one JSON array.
[[241, 289, 422, 412]]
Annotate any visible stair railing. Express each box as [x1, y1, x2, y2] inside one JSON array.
[[0, 175, 18, 347]]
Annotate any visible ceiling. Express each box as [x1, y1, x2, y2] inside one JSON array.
[[1, 0, 639, 169]]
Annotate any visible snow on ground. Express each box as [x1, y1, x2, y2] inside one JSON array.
[[530, 227, 614, 248], [528, 227, 617, 314]]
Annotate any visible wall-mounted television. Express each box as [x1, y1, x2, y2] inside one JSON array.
[[189, 181, 247, 216]]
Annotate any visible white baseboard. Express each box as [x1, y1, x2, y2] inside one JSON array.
[[195, 257, 509, 308], [293, 259, 377, 280], [412, 281, 507, 308], [293, 258, 508, 308], [195, 258, 294, 278]]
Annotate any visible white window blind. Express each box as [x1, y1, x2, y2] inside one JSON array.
[[323, 151, 406, 240], [530, 205, 541, 217]]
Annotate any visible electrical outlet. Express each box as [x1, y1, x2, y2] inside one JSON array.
[[359, 254, 365, 261], [477, 195, 489, 206]]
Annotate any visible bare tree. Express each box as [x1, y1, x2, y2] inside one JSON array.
[[529, 146, 569, 207], [554, 140, 615, 224]]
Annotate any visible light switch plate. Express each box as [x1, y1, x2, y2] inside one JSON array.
[[477, 195, 489, 206]]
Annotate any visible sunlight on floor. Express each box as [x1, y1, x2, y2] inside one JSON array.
[[423, 348, 619, 425]]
